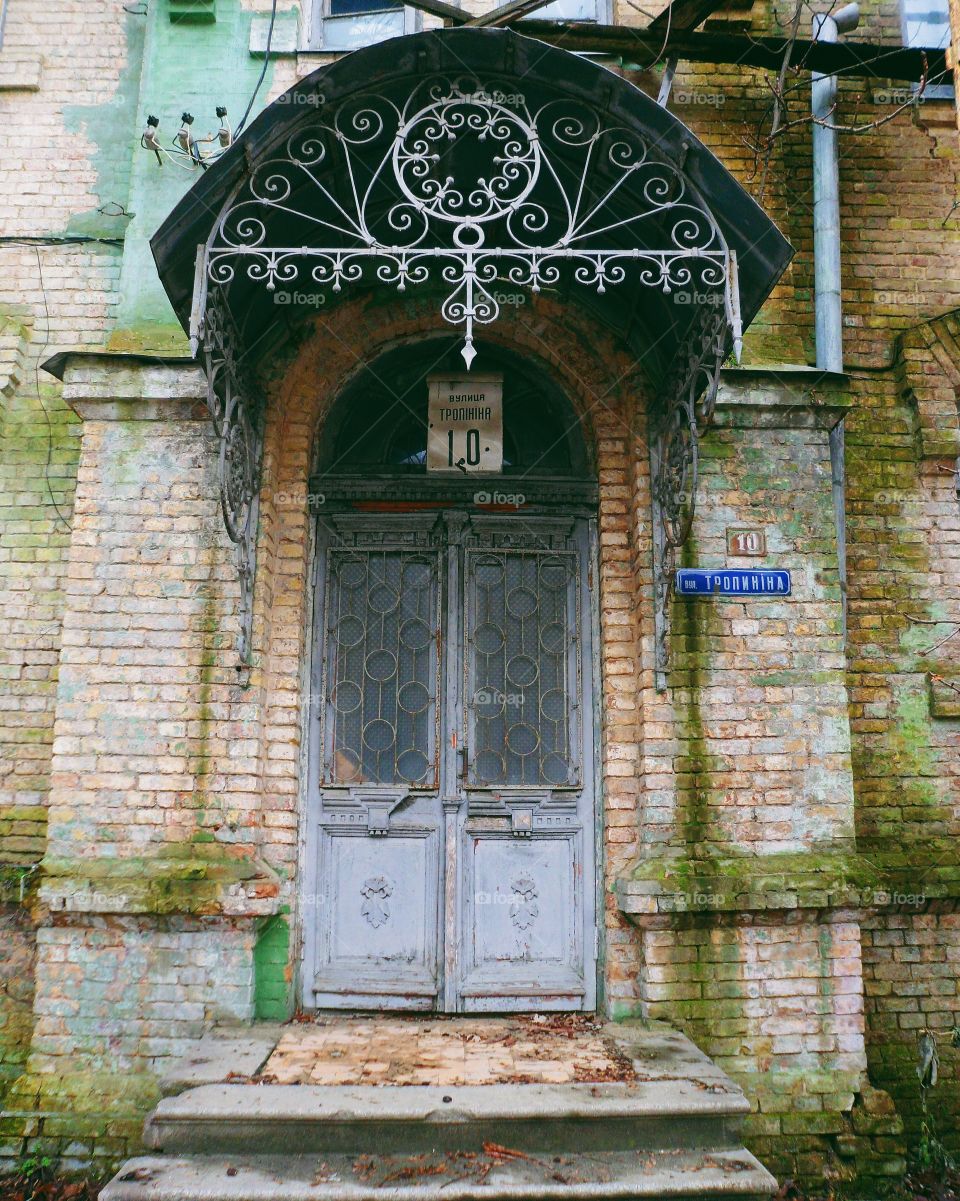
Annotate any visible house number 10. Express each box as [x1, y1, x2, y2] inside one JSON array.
[[726, 528, 767, 556]]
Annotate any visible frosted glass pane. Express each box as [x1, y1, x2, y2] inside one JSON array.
[[321, 10, 405, 49], [523, 0, 597, 17]]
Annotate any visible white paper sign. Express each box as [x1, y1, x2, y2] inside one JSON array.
[[427, 374, 503, 475]]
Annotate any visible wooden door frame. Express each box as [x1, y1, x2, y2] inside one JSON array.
[[298, 482, 603, 1013]]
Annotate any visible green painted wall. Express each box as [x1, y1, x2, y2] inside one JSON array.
[[254, 914, 292, 1021], [112, 0, 286, 351]]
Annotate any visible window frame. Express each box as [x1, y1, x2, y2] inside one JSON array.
[[519, 0, 613, 24], [306, 0, 612, 53], [899, 0, 955, 98], [306, 0, 420, 52]]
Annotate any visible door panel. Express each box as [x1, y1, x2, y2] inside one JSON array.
[[458, 827, 585, 1010], [312, 827, 441, 1009], [307, 520, 445, 1010], [322, 547, 440, 789], [457, 521, 593, 1010], [306, 514, 596, 1012], [464, 546, 580, 789]]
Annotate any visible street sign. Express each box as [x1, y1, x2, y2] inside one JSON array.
[[675, 568, 791, 596], [427, 374, 503, 475]]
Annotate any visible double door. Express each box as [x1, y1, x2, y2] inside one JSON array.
[[303, 510, 597, 1011]]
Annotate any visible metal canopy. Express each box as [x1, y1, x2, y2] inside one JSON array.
[[151, 27, 792, 681]]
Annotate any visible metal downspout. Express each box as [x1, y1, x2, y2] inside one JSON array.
[[812, 2, 858, 634]]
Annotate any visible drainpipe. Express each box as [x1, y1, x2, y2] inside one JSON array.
[[812, 1, 858, 633]]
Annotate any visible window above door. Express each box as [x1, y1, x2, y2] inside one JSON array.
[[305, 0, 611, 53], [306, 0, 416, 52], [317, 340, 588, 478]]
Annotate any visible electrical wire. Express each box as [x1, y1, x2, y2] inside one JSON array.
[[235, 0, 279, 137], [0, 235, 124, 246], [30, 246, 73, 533]]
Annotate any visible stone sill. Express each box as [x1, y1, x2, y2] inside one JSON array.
[[714, 366, 851, 431], [616, 849, 960, 918], [40, 883, 281, 918], [39, 852, 284, 918], [914, 103, 959, 130], [918, 436, 960, 460], [41, 351, 207, 421], [0, 56, 42, 91]]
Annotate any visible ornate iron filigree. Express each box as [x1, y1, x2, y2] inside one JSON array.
[[204, 75, 735, 369], [196, 279, 263, 663], [650, 297, 732, 692], [191, 73, 743, 674]]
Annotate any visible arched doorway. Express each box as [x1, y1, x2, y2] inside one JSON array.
[[301, 339, 600, 1012]]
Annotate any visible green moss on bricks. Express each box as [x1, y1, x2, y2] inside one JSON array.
[[622, 844, 960, 912], [858, 681, 953, 842], [622, 849, 883, 910], [40, 842, 267, 915], [2, 1070, 161, 1172], [670, 537, 714, 856], [254, 914, 292, 1021]]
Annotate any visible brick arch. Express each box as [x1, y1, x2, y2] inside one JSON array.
[[248, 292, 653, 1010]]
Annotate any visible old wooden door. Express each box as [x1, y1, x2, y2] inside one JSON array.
[[303, 510, 597, 1012]]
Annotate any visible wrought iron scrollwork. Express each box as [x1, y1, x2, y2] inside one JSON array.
[[650, 298, 732, 692], [188, 72, 745, 670], [198, 281, 264, 663], [204, 74, 734, 369]]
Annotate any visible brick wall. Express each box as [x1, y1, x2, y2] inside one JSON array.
[[0, 0, 959, 1184], [645, 398, 853, 857], [0, 0, 137, 1104], [30, 916, 256, 1072], [863, 911, 960, 1156]]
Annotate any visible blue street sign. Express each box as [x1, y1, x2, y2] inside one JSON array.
[[675, 568, 791, 596]]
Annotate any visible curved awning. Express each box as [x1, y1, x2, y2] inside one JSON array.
[[154, 27, 790, 382], [150, 27, 792, 676]]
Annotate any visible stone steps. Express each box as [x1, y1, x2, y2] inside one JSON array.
[[100, 1147, 775, 1201], [142, 1081, 751, 1155], [99, 1023, 777, 1201]]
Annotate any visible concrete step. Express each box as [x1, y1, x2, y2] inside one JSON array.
[[101, 1024, 777, 1201], [143, 1081, 750, 1156], [100, 1147, 777, 1201]]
